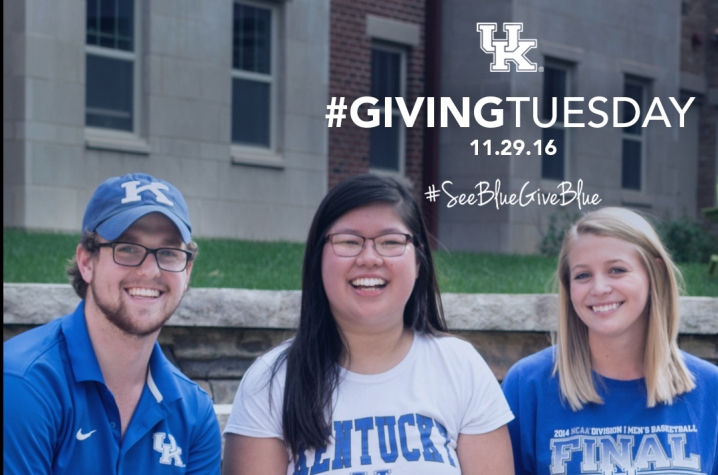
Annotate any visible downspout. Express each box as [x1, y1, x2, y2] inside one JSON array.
[[423, 0, 441, 246]]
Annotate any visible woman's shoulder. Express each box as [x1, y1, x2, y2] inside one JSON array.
[[681, 351, 718, 385], [413, 333, 498, 381], [417, 332, 484, 361], [504, 346, 556, 383], [241, 340, 292, 387], [256, 340, 291, 365]]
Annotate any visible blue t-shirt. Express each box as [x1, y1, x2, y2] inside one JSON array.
[[502, 347, 718, 475], [3, 301, 221, 475]]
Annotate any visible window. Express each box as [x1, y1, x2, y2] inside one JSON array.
[[232, 2, 275, 149], [85, 0, 138, 132], [621, 78, 647, 191], [369, 44, 406, 174], [541, 62, 570, 181]]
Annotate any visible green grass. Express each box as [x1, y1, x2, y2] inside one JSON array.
[[191, 238, 304, 289], [4, 230, 80, 284], [2, 229, 305, 291], [434, 251, 558, 294], [3, 229, 717, 296]]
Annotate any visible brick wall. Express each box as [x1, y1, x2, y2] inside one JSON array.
[[700, 0, 718, 215], [708, 2, 718, 90], [328, 0, 426, 198], [681, 0, 718, 216], [698, 104, 717, 213], [680, 0, 707, 75]]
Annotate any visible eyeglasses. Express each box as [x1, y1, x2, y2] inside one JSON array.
[[326, 233, 413, 257], [98, 242, 192, 272]]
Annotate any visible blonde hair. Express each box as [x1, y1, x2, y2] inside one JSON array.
[[554, 207, 695, 411]]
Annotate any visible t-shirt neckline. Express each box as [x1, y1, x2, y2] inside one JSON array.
[[593, 371, 646, 393], [340, 331, 421, 384]]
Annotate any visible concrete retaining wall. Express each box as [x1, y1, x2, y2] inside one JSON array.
[[4, 283, 717, 410]]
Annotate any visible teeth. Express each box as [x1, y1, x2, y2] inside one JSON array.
[[351, 278, 386, 287], [128, 288, 160, 298], [592, 302, 620, 313]]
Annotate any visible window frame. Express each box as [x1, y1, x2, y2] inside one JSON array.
[[540, 59, 572, 183], [84, 0, 144, 146], [621, 76, 649, 192], [369, 41, 407, 177], [230, 0, 280, 164]]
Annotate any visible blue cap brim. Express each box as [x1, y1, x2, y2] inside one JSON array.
[[95, 206, 192, 244]]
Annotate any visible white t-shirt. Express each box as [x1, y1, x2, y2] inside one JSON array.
[[225, 332, 514, 474]]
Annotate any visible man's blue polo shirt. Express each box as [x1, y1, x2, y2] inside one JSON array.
[[3, 301, 221, 474]]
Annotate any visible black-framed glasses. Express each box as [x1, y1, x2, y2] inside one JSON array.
[[98, 242, 192, 272], [326, 233, 413, 257]]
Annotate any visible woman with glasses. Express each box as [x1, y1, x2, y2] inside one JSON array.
[[222, 174, 514, 474]]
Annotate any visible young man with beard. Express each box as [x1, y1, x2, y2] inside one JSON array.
[[3, 173, 221, 474]]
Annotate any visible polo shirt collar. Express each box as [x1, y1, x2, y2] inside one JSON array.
[[146, 341, 182, 405], [62, 301, 183, 406], [119, 344, 184, 454], [62, 301, 105, 384]]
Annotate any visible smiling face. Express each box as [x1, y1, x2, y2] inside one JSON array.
[[568, 233, 650, 345], [321, 203, 418, 334], [79, 212, 193, 338]]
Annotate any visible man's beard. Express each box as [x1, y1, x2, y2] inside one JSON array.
[[90, 284, 174, 338]]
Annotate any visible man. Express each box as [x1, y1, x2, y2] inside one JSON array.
[[4, 173, 221, 474]]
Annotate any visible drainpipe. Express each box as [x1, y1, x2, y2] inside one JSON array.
[[423, 0, 442, 246]]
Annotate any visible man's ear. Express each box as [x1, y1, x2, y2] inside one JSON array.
[[183, 260, 194, 292], [76, 243, 95, 285]]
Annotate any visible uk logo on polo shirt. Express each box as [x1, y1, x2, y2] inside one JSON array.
[[153, 432, 185, 467]]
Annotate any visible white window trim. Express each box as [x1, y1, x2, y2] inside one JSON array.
[[621, 77, 648, 194], [84, 0, 146, 153], [369, 42, 407, 178], [366, 15, 420, 46], [231, 0, 282, 167], [540, 59, 571, 185]]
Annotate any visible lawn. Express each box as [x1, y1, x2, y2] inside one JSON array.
[[3, 229, 717, 296]]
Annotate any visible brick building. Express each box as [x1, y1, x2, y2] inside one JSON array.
[[436, 0, 717, 253], [4, 0, 331, 241], [4, 0, 716, 251], [328, 1, 426, 191], [681, 0, 718, 223]]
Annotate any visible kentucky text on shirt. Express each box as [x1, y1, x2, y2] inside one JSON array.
[[292, 413, 457, 474]]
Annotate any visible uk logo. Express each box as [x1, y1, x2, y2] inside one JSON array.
[[153, 432, 185, 467], [476, 23, 537, 72]]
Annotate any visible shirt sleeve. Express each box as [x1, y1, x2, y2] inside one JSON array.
[[223, 355, 284, 439], [3, 373, 59, 475], [185, 395, 222, 475], [457, 342, 515, 435], [502, 362, 536, 475]]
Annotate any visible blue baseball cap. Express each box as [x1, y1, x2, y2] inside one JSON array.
[[82, 173, 192, 243]]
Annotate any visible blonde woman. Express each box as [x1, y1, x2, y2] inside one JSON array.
[[502, 207, 718, 475]]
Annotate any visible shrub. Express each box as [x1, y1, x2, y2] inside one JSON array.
[[539, 210, 717, 264], [539, 210, 580, 256], [655, 216, 718, 264]]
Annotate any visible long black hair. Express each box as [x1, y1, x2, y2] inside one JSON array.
[[274, 174, 447, 458]]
